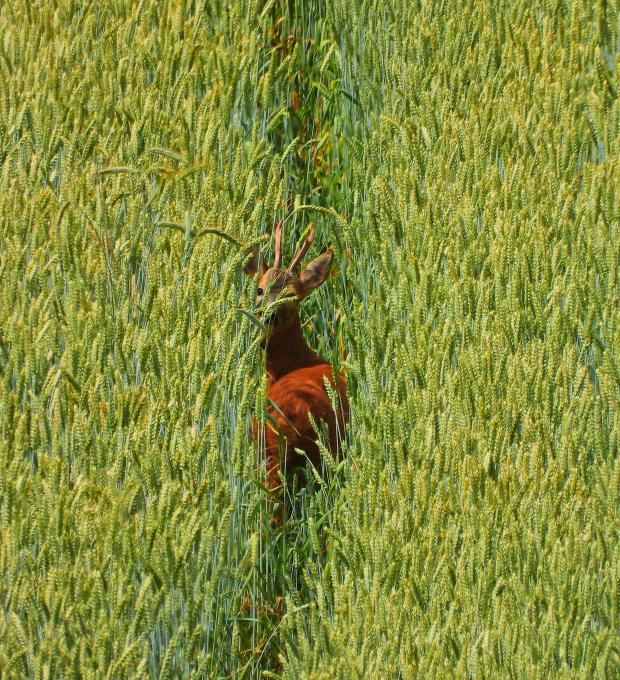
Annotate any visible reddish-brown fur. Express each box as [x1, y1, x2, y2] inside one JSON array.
[[244, 224, 348, 491], [260, 308, 348, 491]]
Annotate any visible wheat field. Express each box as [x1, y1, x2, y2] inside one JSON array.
[[1, 0, 619, 677]]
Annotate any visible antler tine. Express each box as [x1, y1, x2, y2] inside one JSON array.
[[287, 228, 315, 272], [272, 219, 283, 269]]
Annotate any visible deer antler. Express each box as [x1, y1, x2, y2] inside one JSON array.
[[272, 219, 284, 269], [287, 228, 315, 272]]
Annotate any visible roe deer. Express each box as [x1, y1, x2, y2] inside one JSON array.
[[244, 221, 348, 492]]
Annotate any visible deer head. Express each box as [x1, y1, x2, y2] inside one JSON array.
[[244, 220, 333, 334]]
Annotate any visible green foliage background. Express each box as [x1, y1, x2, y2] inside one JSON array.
[[1, 0, 619, 677]]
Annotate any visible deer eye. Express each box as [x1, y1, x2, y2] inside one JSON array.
[[256, 287, 264, 296]]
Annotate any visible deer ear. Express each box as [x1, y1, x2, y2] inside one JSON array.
[[299, 251, 333, 295], [243, 246, 267, 277]]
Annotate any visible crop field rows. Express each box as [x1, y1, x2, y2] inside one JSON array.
[[1, 0, 619, 677]]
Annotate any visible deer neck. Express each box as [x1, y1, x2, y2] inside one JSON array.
[[263, 310, 321, 381]]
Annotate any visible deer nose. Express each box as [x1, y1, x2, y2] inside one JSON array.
[[254, 302, 273, 324]]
